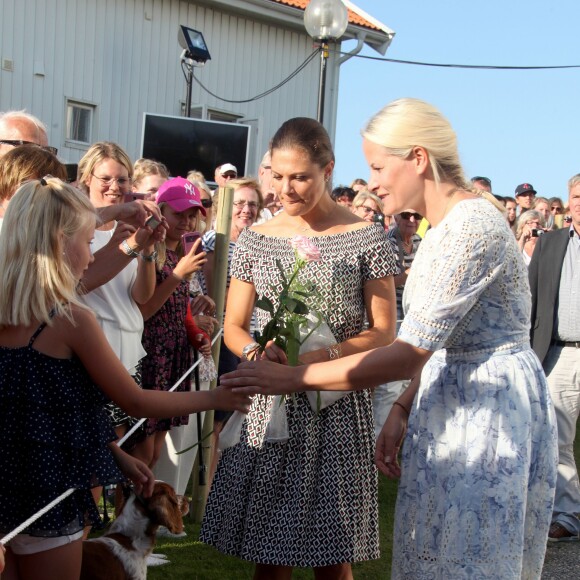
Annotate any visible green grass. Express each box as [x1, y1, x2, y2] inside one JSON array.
[[95, 421, 580, 579], [147, 476, 398, 580]]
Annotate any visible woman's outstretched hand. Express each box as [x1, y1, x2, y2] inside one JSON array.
[[375, 403, 409, 479], [220, 359, 300, 396]]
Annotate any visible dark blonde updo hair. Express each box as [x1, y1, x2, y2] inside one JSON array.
[[270, 117, 334, 189]]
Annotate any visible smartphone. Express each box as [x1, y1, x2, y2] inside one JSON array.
[[145, 215, 161, 230], [182, 232, 202, 254], [124, 192, 147, 203]]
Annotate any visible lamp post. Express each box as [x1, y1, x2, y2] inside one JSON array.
[[304, 0, 348, 124]]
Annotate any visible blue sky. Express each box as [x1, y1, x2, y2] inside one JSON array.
[[333, 0, 580, 200]]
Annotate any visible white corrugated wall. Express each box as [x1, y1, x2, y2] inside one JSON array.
[[0, 0, 330, 171]]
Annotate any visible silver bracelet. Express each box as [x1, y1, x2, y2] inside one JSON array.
[[141, 250, 158, 262], [326, 343, 342, 360], [120, 239, 140, 258]]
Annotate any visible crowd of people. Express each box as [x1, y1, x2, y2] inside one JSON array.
[[0, 99, 578, 580]]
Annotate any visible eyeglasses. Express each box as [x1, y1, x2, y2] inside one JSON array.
[[551, 206, 563, 214], [201, 198, 213, 209], [91, 173, 131, 188], [233, 200, 258, 210], [400, 211, 422, 221], [359, 205, 380, 216], [525, 220, 541, 227], [0, 139, 58, 156]]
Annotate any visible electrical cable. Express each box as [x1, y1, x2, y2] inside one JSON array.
[[189, 48, 319, 104], [334, 48, 580, 70]]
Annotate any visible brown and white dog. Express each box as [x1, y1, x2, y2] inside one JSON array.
[[80, 481, 189, 580]]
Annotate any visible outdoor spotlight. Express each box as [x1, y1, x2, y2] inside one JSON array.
[[178, 25, 211, 65]]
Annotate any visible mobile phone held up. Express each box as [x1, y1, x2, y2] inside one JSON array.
[[182, 232, 202, 255], [124, 192, 147, 203]]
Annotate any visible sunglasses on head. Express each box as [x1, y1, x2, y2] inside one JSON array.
[[400, 211, 422, 221], [201, 199, 213, 208]]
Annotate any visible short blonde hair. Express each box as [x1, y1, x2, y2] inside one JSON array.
[[77, 142, 133, 192], [352, 190, 384, 214], [186, 170, 206, 183], [362, 98, 467, 189], [0, 178, 96, 326], [516, 209, 544, 240], [228, 177, 264, 213], [133, 158, 169, 188]]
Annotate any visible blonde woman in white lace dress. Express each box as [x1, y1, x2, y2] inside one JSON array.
[[223, 98, 558, 579]]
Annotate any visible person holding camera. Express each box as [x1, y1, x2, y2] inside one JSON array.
[[516, 209, 546, 266], [351, 190, 384, 224]]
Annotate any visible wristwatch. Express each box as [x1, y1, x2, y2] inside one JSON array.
[[241, 341, 260, 361], [120, 239, 140, 258]]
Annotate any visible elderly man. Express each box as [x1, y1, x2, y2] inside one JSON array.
[[470, 175, 492, 193], [214, 163, 237, 188], [529, 173, 580, 542], [0, 110, 54, 157]]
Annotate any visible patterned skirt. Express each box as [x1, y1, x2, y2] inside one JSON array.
[[200, 390, 380, 567]]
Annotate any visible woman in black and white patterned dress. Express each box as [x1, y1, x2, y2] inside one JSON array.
[[200, 118, 398, 579]]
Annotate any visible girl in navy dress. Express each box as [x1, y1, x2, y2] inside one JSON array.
[[0, 178, 252, 580]]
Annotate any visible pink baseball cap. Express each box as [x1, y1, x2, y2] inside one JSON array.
[[155, 177, 206, 216]]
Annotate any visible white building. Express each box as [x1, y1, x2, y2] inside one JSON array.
[[0, 0, 393, 174]]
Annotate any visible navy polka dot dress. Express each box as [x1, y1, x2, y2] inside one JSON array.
[[0, 321, 124, 537]]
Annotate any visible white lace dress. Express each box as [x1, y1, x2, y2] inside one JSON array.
[[393, 198, 557, 579]]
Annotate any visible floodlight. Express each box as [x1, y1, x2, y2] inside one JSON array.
[[178, 25, 211, 64]]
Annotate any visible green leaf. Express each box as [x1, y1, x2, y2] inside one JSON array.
[[275, 259, 288, 285], [255, 296, 274, 315]]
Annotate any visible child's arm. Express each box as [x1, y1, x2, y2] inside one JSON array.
[[108, 443, 155, 497], [185, 302, 212, 358], [138, 241, 207, 321], [130, 225, 166, 305], [61, 307, 253, 417]]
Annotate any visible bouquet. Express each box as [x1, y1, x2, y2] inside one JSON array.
[[254, 235, 322, 366]]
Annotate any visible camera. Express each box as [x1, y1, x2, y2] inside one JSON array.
[[373, 213, 385, 228], [531, 228, 544, 237], [145, 215, 161, 230]]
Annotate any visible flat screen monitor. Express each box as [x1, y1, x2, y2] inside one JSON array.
[[141, 113, 250, 182]]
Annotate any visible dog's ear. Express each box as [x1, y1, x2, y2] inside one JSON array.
[[177, 495, 190, 517], [149, 484, 184, 533]]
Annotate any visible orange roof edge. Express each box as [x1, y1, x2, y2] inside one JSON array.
[[270, 0, 395, 38]]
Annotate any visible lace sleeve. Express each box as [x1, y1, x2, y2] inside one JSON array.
[[399, 213, 507, 352]]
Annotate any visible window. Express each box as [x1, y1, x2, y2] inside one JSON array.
[[65, 100, 95, 145]]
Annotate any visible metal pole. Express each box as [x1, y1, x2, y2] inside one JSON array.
[[317, 41, 329, 124], [185, 63, 193, 118], [191, 186, 234, 523]]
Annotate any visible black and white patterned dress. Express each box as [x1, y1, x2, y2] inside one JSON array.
[[200, 225, 397, 567]]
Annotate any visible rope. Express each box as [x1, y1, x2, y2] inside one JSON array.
[[0, 328, 223, 546], [0, 489, 75, 546], [117, 328, 222, 447]]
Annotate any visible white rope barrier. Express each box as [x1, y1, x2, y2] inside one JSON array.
[[0, 488, 76, 546], [0, 328, 223, 546], [117, 328, 223, 447]]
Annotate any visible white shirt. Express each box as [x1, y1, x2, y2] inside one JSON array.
[[80, 225, 146, 373]]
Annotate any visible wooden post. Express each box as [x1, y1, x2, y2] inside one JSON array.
[[191, 185, 233, 522]]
